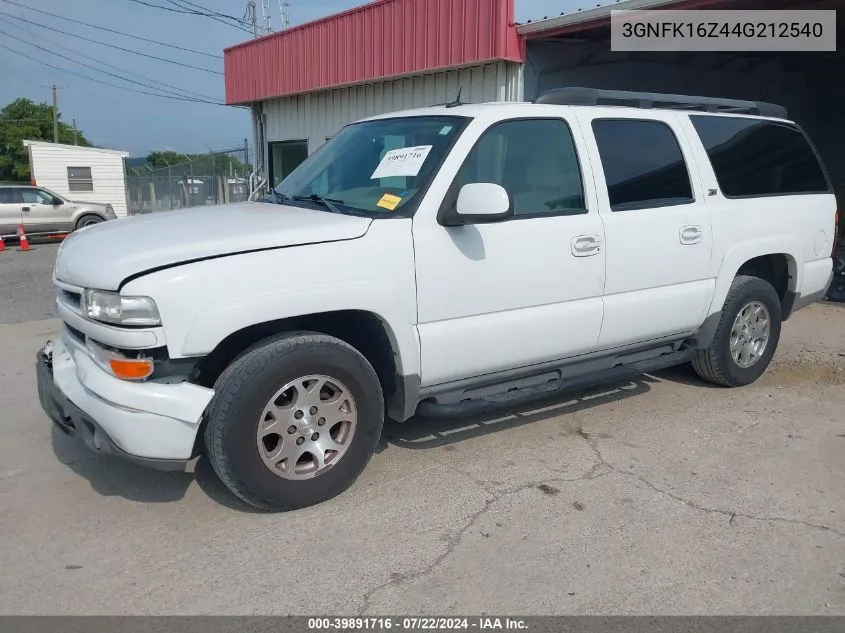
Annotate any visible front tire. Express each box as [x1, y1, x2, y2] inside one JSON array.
[[205, 332, 384, 511], [692, 275, 782, 387], [74, 214, 104, 230]]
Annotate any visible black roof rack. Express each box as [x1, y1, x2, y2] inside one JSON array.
[[533, 87, 788, 119]]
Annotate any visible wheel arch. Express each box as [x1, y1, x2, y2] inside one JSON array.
[[708, 239, 801, 321], [192, 309, 418, 421]]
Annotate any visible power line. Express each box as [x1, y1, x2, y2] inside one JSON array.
[[127, 0, 205, 14], [0, 10, 223, 75], [0, 16, 222, 102], [167, 0, 249, 24], [0, 0, 221, 59], [0, 43, 235, 106], [160, 0, 255, 34], [0, 25, 226, 104], [125, 0, 253, 35]]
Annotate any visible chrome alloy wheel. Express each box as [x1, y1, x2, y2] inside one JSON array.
[[729, 301, 771, 369], [256, 375, 357, 480]]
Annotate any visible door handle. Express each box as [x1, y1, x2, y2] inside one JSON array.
[[680, 225, 703, 245], [22, 207, 31, 212], [571, 234, 602, 257]]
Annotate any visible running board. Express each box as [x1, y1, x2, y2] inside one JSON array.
[[415, 345, 695, 419]]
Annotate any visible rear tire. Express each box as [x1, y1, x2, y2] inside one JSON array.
[[692, 275, 782, 387], [205, 332, 384, 511]]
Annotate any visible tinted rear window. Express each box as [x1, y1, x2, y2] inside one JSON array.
[[690, 116, 829, 197], [0, 188, 17, 204], [592, 119, 694, 211]]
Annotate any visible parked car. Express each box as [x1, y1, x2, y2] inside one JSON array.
[[0, 184, 116, 237], [36, 88, 837, 511]]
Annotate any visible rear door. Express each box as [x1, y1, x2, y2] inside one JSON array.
[[0, 187, 22, 236], [20, 187, 66, 233], [574, 109, 714, 350]]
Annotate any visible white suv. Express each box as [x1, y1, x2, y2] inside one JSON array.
[[37, 88, 837, 511]]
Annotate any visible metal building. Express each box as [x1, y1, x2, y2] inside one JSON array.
[[224, 0, 845, 195]]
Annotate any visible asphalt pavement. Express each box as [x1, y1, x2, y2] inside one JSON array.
[[1, 245, 844, 615], [0, 242, 60, 325]]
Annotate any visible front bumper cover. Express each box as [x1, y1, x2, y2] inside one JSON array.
[[36, 342, 189, 471]]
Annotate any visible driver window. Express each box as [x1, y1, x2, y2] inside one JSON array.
[[456, 119, 587, 217], [21, 189, 53, 205]]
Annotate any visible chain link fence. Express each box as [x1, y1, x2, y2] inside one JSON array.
[[126, 147, 252, 215]]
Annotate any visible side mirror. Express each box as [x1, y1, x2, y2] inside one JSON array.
[[441, 183, 513, 226], [52, 196, 63, 206]]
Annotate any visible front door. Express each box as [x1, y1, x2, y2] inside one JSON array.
[[575, 111, 714, 350], [19, 187, 68, 233], [0, 187, 22, 236], [413, 117, 606, 387]]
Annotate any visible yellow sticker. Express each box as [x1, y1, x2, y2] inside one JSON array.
[[376, 193, 402, 211]]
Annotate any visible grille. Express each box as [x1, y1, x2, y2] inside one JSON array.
[[60, 289, 82, 310], [64, 323, 85, 344]]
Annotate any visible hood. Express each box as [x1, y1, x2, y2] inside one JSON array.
[[54, 201, 372, 290], [69, 200, 108, 207]]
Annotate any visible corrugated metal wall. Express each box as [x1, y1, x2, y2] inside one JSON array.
[[224, 0, 522, 104], [263, 61, 523, 151]]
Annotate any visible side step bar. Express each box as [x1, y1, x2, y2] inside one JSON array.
[[415, 345, 696, 419]]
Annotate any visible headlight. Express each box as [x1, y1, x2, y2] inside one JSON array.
[[83, 289, 161, 326]]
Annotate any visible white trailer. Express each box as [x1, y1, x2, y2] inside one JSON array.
[[23, 140, 130, 218]]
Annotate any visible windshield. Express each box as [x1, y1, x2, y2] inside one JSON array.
[[273, 115, 470, 216]]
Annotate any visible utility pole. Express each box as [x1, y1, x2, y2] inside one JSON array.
[[279, 1, 290, 29], [262, 0, 271, 34], [51, 85, 58, 143], [41, 83, 68, 143], [247, 1, 258, 37], [72, 118, 78, 145]]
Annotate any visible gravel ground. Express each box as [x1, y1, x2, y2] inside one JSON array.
[[1, 295, 844, 614], [0, 242, 60, 325]]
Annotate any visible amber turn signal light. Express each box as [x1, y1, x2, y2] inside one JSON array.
[[108, 358, 154, 381]]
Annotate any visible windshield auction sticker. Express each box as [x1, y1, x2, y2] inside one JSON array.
[[371, 145, 433, 179], [376, 193, 403, 211]]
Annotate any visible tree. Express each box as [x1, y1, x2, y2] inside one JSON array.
[[146, 150, 248, 176], [0, 98, 91, 182]]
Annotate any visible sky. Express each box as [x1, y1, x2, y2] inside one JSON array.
[[0, 0, 600, 158]]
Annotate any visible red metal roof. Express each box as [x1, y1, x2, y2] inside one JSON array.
[[224, 0, 522, 105]]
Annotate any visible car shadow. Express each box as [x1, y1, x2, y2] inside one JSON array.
[[378, 374, 660, 452], [51, 372, 674, 509], [646, 362, 726, 389], [50, 425, 266, 512], [50, 425, 194, 504]]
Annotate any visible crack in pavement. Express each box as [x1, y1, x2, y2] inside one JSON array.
[[357, 425, 844, 614], [575, 428, 845, 539], [356, 448, 617, 615]]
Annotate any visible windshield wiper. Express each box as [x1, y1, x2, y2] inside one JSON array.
[[292, 194, 345, 214]]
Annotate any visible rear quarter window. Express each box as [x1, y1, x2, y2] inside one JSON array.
[[690, 115, 830, 197]]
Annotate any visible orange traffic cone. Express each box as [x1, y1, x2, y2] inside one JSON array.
[[17, 225, 30, 252], [0, 233, 6, 252]]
